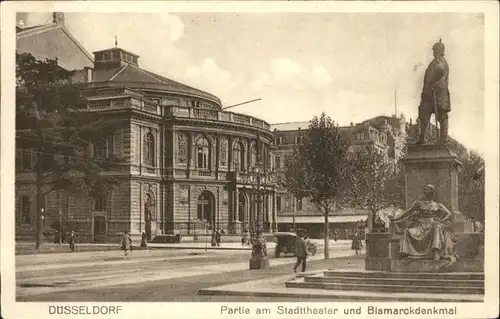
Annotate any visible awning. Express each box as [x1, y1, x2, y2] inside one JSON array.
[[278, 215, 367, 224]]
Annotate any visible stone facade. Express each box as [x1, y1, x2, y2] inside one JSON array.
[[15, 43, 278, 242], [270, 116, 406, 225]]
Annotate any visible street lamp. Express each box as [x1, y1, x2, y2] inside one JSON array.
[[247, 160, 278, 269]]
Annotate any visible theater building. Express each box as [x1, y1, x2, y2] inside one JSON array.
[[15, 14, 278, 243]]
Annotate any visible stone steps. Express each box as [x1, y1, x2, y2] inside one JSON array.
[[286, 278, 484, 295], [285, 270, 485, 295], [323, 270, 484, 281], [305, 275, 484, 289]]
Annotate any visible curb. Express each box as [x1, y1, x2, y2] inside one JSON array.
[[149, 246, 252, 251]]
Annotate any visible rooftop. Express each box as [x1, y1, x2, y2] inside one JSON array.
[[91, 47, 222, 106], [271, 121, 311, 131]]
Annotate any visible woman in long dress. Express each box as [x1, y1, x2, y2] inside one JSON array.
[[121, 230, 132, 256], [390, 184, 455, 261]]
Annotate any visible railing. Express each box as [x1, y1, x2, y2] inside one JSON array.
[[168, 106, 271, 131], [85, 99, 271, 131], [192, 108, 218, 120], [198, 170, 212, 176], [166, 221, 272, 236]]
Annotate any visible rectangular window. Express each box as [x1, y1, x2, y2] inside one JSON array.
[[22, 150, 33, 170], [21, 196, 31, 224], [275, 156, 281, 169], [296, 136, 304, 144], [93, 140, 107, 158], [296, 197, 303, 211], [276, 196, 282, 212], [274, 137, 282, 145], [108, 134, 115, 156], [94, 196, 105, 211]]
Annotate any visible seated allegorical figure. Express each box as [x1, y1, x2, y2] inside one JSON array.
[[389, 184, 456, 262]]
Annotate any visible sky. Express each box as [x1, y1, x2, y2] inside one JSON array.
[[20, 12, 485, 153]]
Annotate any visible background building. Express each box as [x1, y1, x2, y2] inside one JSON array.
[[270, 115, 407, 239]]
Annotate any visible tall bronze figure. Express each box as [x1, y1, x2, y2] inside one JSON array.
[[417, 39, 451, 144]]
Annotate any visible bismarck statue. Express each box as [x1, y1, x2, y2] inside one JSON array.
[[417, 39, 451, 144]]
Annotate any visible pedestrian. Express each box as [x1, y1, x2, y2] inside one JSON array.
[[121, 230, 132, 256], [211, 230, 217, 247], [141, 232, 148, 248], [68, 230, 76, 252], [54, 230, 60, 244], [333, 230, 338, 242], [215, 228, 222, 247], [293, 233, 308, 273], [351, 230, 361, 255]]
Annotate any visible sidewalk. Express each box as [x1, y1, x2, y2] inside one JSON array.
[[17, 249, 360, 298], [16, 239, 352, 256]]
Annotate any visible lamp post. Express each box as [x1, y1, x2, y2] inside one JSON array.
[[247, 160, 277, 269]]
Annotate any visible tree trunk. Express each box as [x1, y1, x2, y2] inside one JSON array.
[[35, 139, 43, 250], [324, 213, 329, 259], [367, 210, 374, 232], [35, 111, 44, 250]]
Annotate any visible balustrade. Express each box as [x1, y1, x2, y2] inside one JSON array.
[[85, 98, 271, 131]]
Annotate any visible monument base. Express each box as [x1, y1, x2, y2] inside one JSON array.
[[403, 143, 466, 231], [249, 257, 270, 269], [228, 221, 242, 235], [391, 258, 484, 273], [365, 231, 484, 272]]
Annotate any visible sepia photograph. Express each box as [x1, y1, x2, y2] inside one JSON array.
[[1, 1, 498, 318]]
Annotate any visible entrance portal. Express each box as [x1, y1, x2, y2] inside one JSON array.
[[145, 195, 153, 241], [197, 191, 215, 229], [93, 216, 106, 243]]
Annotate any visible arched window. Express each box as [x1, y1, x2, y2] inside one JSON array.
[[233, 141, 245, 171], [196, 136, 210, 169], [144, 132, 155, 166], [249, 143, 257, 167]]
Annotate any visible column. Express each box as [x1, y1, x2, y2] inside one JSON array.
[[272, 192, 277, 232], [234, 187, 239, 221], [228, 137, 233, 170], [235, 187, 242, 234], [186, 131, 192, 178], [215, 134, 220, 177]]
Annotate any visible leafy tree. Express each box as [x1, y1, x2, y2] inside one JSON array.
[[345, 146, 399, 230], [458, 151, 485, 221], [16, 52, 124, 249], [284, 113, 351, 259]]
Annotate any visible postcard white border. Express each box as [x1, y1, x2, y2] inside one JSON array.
[[1, 1, 499, 319]]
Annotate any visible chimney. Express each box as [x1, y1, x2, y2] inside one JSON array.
[[52, 12, 65, 26]]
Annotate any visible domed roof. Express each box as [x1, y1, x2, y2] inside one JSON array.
[[91, 48, 222, 107]]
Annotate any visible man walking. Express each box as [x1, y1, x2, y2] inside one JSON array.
[[121, 230, 132, 256], [293, 233, 308, 273], [68, 230, 76, 252]]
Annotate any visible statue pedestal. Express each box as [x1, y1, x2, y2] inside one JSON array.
[[229, 220, 242, 235], [365, 142, 483, 273], [365, 231, 484, 272], [249, 256, 270, 269], [402, 143, 465, 232]]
